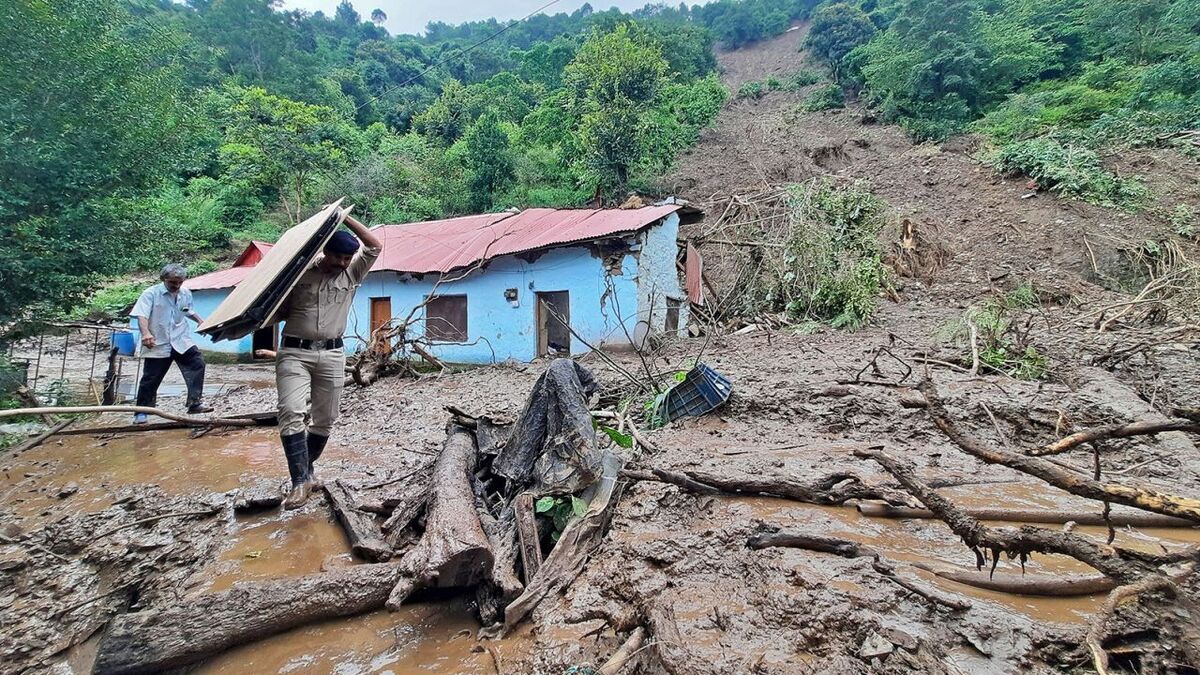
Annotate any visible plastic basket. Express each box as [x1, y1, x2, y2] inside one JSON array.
[[663, 363, 732, 422]]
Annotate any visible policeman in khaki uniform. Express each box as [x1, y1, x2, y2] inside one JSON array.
[[271, 216, 382, 508]]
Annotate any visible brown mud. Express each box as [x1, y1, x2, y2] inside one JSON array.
[[3, 23, 1200, 675]]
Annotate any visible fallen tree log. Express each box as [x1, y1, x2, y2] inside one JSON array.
[[857, 502, 1195, 528], [514, 493, 544, 582], [58, 411, 278, 436], [854, 446, 1183, 584], [0, 405, 257, 427], [1032, 419, 1200, 457], [747, 531, 971, 611], [910, 562, 1116, 597], [324, 479, 392, 562], [386, 424, 494, 610], [623, 466, 917, 507], [380, 478, 429, 538], [93, 563, 404, 674], [918, 380, 1200, 524], [5, 418, 74, 455]]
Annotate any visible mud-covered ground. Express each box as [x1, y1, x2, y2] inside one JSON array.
[[3, 23, 1200, 675]]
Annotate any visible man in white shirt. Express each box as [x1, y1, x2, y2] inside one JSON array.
[[130, 264, 213, 423]]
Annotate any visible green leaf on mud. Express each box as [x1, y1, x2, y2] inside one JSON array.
[[535, 496, 557, 513], [598, 424, 633, 448], [570, 496, 588, 518]]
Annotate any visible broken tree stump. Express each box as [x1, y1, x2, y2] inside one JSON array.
[[386, 424, 495, 610], [93, 563, 404, 674], [324, 479, 392, 562]]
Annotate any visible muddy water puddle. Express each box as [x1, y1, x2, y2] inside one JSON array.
[[714, 493, 1200, 625], [195, 505, 542, 674], [0, 428, 286, 522], [3, 424, 536, 674], [197, 601, 509, 675]]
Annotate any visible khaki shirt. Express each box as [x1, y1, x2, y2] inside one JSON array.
[[276, 246, 381, 341]]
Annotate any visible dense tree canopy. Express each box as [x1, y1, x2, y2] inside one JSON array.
[[0, 0, 738, 325]]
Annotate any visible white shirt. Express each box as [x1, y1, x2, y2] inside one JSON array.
[[131, 283, 197, 358]]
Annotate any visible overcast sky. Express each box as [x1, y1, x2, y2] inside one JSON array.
[[281, 0, 683, 36]]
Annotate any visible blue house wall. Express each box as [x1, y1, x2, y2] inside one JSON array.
[[179, 213, 685, 364]]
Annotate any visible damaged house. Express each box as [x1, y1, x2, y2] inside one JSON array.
[[183, 204, 694, 363]]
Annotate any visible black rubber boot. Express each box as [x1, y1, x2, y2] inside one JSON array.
[[307, 433, 329, 473], [306, 433, 329, 487], [281, 432, 310, 487]]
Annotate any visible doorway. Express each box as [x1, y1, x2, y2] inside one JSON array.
[[536, 291, 570, 357], [252, 325, 276, 359], [369, 297, 392, 336]]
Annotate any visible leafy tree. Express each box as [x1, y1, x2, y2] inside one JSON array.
[[214, 85, 360, 223], [563, 24, 669, 195], [463, 114, 516, 211], [805, 3, 876, 82], [0, 0, 200, 323], [370, 8, 386, 26]]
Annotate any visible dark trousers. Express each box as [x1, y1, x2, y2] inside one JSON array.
[[136, 347, 206, 408]]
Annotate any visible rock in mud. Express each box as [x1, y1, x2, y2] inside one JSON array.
[[859, 630, 894, 659], [233, 481, 283, 513], [0, 547, 31, 571]]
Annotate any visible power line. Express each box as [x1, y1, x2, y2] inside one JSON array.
[[355, 0, 567, 111]]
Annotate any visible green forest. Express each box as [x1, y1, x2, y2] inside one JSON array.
[[1, 0, 1197, 328]]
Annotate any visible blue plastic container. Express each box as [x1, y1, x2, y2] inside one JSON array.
[[112, 330, 136, 356], [663, 363, 732, 422]]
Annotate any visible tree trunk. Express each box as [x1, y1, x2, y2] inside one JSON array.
[[386, 424, 495, 609], [856, 502, 1194, 528], [93, 563, 403, 675], [910, 562, 1117, 597]]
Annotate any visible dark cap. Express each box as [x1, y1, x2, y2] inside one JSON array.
[[324, 230, 360, 256]]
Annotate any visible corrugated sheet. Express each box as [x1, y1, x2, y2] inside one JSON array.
[[188, 205, 682, 290], [373, 205, 681, 274], [685, 242, 704, 305]]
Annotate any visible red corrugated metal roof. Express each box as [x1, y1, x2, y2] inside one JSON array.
[[188, 205, 681, 289], [372, 205, 681, 274], [186, 241, 274, 291]]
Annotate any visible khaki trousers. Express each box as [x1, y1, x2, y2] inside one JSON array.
[[276, 347, 345, 437]]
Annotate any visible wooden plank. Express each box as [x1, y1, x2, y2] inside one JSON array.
[[323, 479, 392, 562], [514, 492, 543, 582]]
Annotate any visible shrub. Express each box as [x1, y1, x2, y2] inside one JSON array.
[[952, 282, 1048, 380], [766, 76, 782, 90], [187, 260, 219, 277], [801, 84, 845, 112], [780, 180, 889, 329], [785, 69, 822, 90], [738, 80, 766, 99], [988, 137, 1149, 209]]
